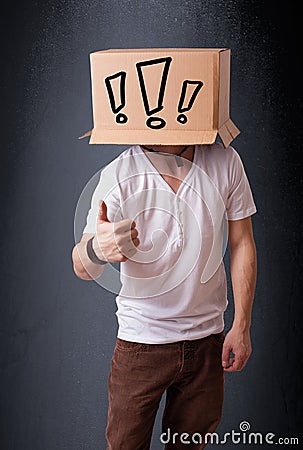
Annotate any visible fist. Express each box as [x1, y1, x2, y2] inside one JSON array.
[[92, 201, 140, 263]]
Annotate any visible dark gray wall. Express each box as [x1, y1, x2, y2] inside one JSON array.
[[1, 1, 302, 449]]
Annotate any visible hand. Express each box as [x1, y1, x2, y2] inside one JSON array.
[[93, 201, 140, 263], [221, 326, 252, 372]]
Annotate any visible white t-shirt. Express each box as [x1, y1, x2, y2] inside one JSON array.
[[84, 143, 257, 344]]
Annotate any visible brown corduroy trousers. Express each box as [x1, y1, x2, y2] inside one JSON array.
[[106, 332, 225, 450]]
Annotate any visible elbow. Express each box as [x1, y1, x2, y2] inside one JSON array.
[[71, 244, 103, 281], [73, 264, 94, 281], [71, 244, 93, 281]]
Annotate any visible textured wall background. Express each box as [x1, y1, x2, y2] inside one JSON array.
[[1, 1, 302, 449]]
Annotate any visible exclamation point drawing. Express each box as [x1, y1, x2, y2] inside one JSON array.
[[136, 57, 172, 129], [105, 71, 128, 124], [177, 80, 203, 124]]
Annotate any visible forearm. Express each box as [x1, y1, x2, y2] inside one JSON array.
[[72, 235, 105, 280], [230, 239, 257, 331]]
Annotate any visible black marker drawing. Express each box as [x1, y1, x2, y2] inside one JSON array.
[[105, 71, 128, 124], [177, 80, 204, 124], [136, 57, 172, 129]]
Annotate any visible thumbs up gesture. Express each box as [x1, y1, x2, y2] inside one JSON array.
[[92, 201, 140, 263]]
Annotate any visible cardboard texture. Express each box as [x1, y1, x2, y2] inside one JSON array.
[[81, 48, 240, 147]]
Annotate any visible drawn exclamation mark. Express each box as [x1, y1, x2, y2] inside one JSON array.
[[105, 71, 128, 124], [177, 80, 203, 124], [136, 57, 172, 129]]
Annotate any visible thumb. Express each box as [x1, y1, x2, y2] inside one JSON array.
[[221, 339, 232, 368], [98, 200, 110, 223]]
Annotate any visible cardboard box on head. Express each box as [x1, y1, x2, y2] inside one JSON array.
[[80, 48, 240, 148]]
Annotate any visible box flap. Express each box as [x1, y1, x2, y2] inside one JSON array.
[[218, 118, 240, 148], [92, 48, 228, 55], [87, 128, 218, 145], [78, 129, 92, 139]]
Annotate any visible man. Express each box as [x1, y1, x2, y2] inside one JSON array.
[[72, 142, 257, 449]]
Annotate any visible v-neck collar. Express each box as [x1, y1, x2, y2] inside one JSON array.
[[136, 145, 197, 196]]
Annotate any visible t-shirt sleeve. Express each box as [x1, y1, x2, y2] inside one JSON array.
[[83, 167, 122, 235], [226, 147, 257, 221]]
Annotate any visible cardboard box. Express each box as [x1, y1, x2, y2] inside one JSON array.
[[81, 48, 240, 147]]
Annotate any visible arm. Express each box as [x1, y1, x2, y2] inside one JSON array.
[[72, 201, 139, 281], [222, 216, 257, 372]]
